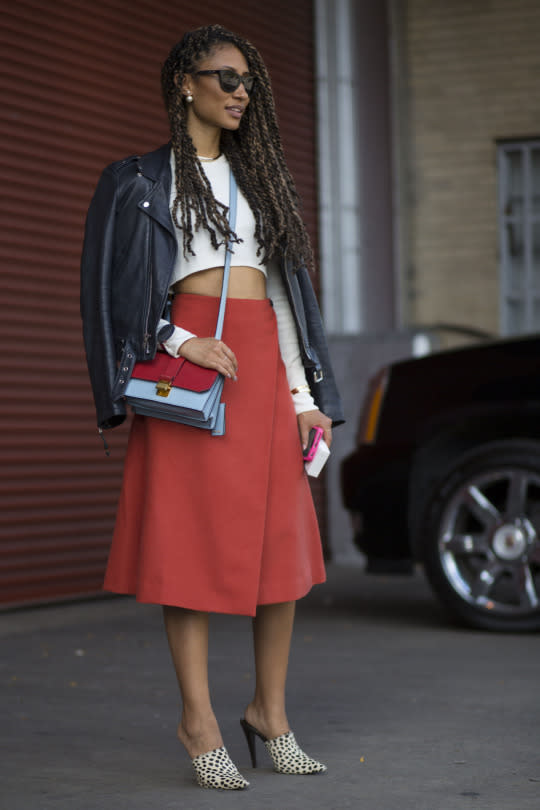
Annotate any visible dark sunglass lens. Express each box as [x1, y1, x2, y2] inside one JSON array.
[[220, 70, 240, 92], [243, 76, 255, 93]]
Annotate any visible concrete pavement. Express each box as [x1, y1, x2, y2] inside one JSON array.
[[2, 563, 539, 810]]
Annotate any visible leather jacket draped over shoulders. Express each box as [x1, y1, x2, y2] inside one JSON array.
[[80, 143, 344, 430]]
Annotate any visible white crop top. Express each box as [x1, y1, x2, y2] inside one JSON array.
[[159, 151, 316, 415], [169, 152, 264, 280]]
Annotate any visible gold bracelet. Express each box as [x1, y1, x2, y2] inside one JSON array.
[[290, 384, 311, 395]]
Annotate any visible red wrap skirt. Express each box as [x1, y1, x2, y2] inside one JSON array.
[[104, 293, 326, 615]]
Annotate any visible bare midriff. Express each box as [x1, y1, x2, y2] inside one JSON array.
[[172, 266, 267, 300]]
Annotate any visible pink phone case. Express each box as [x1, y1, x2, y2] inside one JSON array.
[[303, 426, 324, 462]]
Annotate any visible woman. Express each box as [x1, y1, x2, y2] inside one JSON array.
[[81, 24, 343, 791]]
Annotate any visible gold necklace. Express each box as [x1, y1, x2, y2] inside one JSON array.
[[198, 153, 221, 162]]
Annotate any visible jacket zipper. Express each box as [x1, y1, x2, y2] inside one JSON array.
[[142, 225, 153, 355], [142, 268, 152, 354]]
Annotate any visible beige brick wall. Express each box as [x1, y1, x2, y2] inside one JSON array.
[[402, 0, 540, 334]]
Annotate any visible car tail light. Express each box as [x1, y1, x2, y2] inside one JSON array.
[[356, 367, 389, 445]]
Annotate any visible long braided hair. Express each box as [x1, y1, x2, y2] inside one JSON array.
[[161, 24, 313, 270]]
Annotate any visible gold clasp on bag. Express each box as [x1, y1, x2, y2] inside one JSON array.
[[156, 377, 172, 397]]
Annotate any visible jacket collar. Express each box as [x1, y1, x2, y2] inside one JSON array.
[[136, 142, 172, 185], [136, 143, 174, 236]]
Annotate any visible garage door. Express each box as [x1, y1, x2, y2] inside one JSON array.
[[0, 1, 319, 605]]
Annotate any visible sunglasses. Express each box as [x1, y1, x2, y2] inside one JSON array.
[[195, 69, 256, 95]]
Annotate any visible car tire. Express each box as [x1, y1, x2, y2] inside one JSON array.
[[419, 439, 540, 631]]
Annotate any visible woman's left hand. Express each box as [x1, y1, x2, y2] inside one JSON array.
[[297, 409, 333, 451]]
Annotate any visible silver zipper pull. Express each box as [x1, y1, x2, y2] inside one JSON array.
[[98, 428, 111, 457]]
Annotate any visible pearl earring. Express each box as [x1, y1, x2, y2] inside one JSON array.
[[185, 93, 193, 103]]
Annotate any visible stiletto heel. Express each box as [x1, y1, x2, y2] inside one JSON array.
[[240, 718, 258, 767], [240, 718, 327, 774], [191, 746, 249, 790]]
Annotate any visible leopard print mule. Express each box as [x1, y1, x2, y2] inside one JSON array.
[[191, 746, 249, 790], [240, 718, 327, 775]]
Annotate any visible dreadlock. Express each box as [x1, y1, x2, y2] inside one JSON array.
[[161, 24, 313, 269]]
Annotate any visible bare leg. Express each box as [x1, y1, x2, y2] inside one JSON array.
[[163, 606, 223, 759], [244, 600, 296, 738]]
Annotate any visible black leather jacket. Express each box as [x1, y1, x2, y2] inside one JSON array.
[[80, 143, 344, 430]]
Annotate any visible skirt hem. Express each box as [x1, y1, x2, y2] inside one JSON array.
[[102, 573, 326, 616]]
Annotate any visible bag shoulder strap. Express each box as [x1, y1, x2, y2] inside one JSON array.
[[214, 169, 238, 340]]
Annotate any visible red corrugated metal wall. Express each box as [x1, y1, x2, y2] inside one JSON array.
[[0, 1, 320, 606]]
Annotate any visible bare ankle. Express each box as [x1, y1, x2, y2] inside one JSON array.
[[177, 711, 223, 759], [244, 701, 289, 739]]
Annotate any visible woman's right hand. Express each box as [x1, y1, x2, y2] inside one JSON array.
[[179, 337, 238, 381]]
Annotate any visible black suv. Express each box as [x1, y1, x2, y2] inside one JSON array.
[[341, 334, 540, 631]]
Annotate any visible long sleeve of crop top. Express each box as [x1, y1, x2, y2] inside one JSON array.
[[265, 262, 317, 414], [158, 264, 317, 415], [157, 319, 196, 357]]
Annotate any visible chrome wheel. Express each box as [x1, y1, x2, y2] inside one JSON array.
[[422, 441, 540, 630], [439, 469, 540, 616]]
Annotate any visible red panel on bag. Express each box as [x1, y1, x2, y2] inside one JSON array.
[[131, 354, 218, 392], [174, 361, 219, 391]]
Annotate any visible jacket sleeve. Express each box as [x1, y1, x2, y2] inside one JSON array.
[[80, 166, 127, 429], [295, 265, 345, 426]]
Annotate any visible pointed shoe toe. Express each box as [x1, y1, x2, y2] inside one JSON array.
[[265, 731, 327, 775], [192, 746, 249, 790], [240, 719, 327, 775]]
